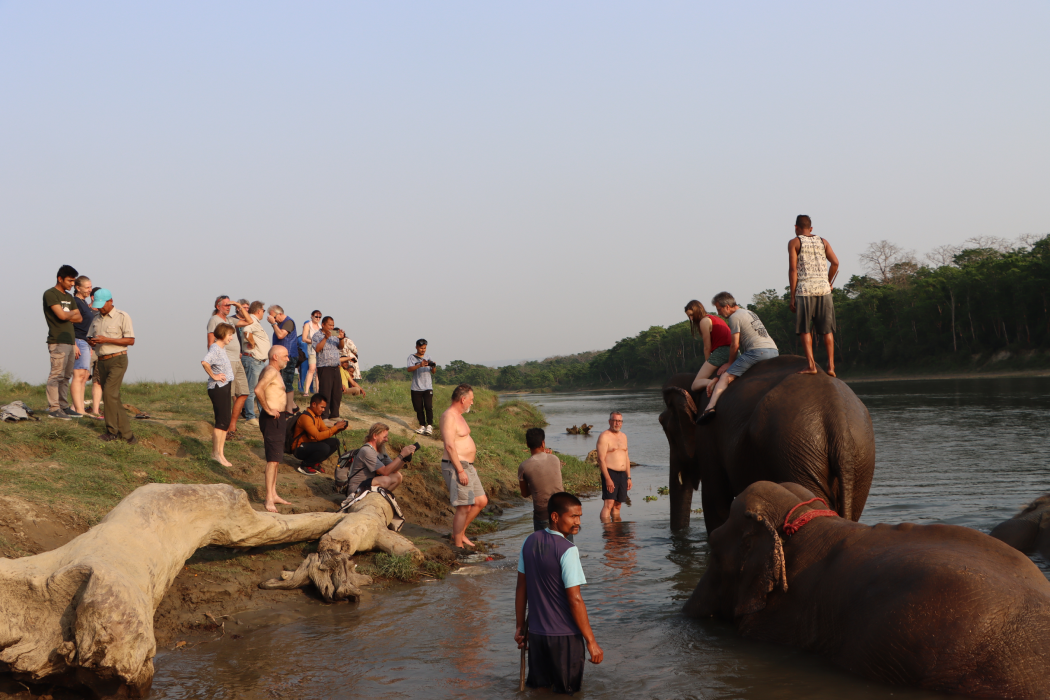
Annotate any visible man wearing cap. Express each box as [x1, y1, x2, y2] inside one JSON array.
[[86, 289, 136, 443], [407, 339, 436, 435], [42, 264, 83, 420]]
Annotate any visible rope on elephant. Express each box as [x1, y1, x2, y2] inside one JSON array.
[[783, 497, 839, 537]]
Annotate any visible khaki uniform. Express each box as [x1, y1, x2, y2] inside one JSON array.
[[88, 308, 135, 439]]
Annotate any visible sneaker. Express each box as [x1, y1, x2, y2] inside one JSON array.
[[424, 425, 434, 436], [415, 426, 427, 435], [297, 465, 319, 475], [125, 435, 138, 445], [245, 418, 259, 428], [63, 408, 83, 418], [48, 410, 72, 420], [315, 464, 326, 473], [98, 433, 120, 442]]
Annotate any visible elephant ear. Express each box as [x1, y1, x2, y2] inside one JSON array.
[[661, 387, 698, 459], [733, 511, 788, 617]]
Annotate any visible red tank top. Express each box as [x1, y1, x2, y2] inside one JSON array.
[[708, 315, 731, 350]]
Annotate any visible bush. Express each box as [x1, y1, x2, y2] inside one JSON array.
[[372, 552, 417, 581]]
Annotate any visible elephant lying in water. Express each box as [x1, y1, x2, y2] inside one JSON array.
[[685, 481, 1050, 699], [990, 494, 1050, 560], [660, 355, 874, 532]]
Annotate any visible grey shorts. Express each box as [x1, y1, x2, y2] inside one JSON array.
[[706, 345, 731, 369], [231, 360, 249, 396], [796, 293, 836, 335], [441, 460, 486, 507]]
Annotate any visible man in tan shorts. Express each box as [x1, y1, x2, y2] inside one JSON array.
[[440, 383, 488, 549], [596, 411, 631, 522], [254, 346, 293, 512]]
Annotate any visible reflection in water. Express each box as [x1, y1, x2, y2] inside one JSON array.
[[596, 522, 637, 612], [151, 379, 1050, 700]]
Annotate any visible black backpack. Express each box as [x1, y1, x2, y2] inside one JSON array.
[[284, 411, 303, 455], [334, 448, 362, 493]]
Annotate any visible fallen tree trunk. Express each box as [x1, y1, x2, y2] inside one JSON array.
[[0, 484, 347, 698], [260, 491, 422, 602]]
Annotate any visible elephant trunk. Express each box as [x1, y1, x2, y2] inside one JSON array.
[[669, 459, 694, 531]]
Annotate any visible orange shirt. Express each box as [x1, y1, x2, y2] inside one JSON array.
[[291, 409, 339, 450]]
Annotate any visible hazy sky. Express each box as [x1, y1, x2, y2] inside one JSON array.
[[4, 2, 1047, 382]]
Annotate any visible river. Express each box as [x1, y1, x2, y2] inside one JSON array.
[[150, 377, 1050, 699]]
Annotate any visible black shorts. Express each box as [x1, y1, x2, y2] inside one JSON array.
[[259, 411, 290, 463], [601, 469, 628, 502], [527, 633, 586, 694], [208, 383, 233, 431], [796, 293, 836, 335]]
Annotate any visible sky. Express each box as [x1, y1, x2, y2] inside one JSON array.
[[3, 1, 1048, 382]]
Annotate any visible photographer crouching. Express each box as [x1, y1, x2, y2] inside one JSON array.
[[343, 422, 418, 494]]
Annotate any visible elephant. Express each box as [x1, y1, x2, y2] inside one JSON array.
[[684, 481, 1050, 699], [659, 355, 874, 532], [990, 494, 1050, 560]]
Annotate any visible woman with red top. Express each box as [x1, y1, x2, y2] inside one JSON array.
[[685, 299, 732, 392]]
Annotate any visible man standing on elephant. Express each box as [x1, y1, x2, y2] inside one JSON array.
[[596, 412, 631, 522], [788, 214, 840, 376], [698, 293, 779, 424]]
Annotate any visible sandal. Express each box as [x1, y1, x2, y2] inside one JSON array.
[[697, 407, 717, 425]]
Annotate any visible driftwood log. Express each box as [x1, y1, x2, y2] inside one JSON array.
[[0, 484, 348, 697], [260, 491, 422, 602]]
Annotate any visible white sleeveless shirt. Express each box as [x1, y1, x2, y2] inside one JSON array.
[[795, 235, 832, 297]]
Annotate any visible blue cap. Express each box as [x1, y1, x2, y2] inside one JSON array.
[[91, 289, 113, 309]]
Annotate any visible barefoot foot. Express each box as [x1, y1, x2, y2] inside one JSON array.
[[826, 367, 837, 377], [265, 501, 278, 513], [273, 496, 292, 505], [796, 367, 819, 375], [212, 454, 233, 467]]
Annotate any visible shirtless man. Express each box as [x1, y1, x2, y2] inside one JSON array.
[[440, 383, 489, 548], [596, 412, 631, 522], [254, 346, 294, 512]]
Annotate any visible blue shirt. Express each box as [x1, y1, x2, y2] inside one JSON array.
[[272, 315, 298, 355], [203, 343, 234, 389], [517, 528, 587, 636], [312, 330, 342, 367]]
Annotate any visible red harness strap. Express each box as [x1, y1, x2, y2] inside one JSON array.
[[782, 497, 838, 537]]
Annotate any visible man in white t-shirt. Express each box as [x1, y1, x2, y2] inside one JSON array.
[[407, 338, 437, 435], [240, 301, 272, 427]]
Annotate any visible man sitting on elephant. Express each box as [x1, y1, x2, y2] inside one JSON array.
[[697, 292, 779, 424]]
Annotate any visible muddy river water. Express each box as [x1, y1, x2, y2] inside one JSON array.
[[151, 377, 1050, 699]]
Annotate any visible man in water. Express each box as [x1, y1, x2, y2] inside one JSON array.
[[254, 345, 294, 512], [515, 492, 603, 694], [788, 214, 840, 376], [518, 427, 568, 539], [596, 411, 631, 522], [440, 383, 488, 549], [698, 292, 779, 424]]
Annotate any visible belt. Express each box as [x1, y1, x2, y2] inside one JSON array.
[[99, 350, 127, 360]]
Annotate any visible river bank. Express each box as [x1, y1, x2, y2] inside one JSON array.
[[0, 379, 595, 655]]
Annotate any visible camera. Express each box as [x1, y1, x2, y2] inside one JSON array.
[[403, 442, 422, 463], [428, 360, 437, 368]]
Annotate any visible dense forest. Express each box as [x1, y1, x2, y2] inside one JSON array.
[[364, 233, 1050, 390]]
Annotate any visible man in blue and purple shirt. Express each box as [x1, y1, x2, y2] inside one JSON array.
[[514, 492, 603, 694]]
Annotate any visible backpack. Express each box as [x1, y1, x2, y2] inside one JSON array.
[[333, 448, 362, 494], [284, 410, 304, 455]]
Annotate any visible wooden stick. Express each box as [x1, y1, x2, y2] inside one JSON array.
[[519, 614, 528, 691]]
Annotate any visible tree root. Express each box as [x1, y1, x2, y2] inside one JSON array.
[[260, 492, 422, 602], [0, 484, 347, 698]]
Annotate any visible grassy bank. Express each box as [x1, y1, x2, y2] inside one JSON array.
[[0, 374, 596, 556]]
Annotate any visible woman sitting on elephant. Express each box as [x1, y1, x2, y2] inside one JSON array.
[[684, 300, 731, 392]]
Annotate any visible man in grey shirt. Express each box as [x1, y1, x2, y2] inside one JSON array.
[[343, 422, 417, 494], [698, 291, 779, 424]]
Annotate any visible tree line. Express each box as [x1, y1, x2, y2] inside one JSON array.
[[363, 233, 1050, 389]]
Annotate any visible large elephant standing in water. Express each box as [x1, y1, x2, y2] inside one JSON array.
[[659, 355, 874, 532], [685, 481, 1050, 699]]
